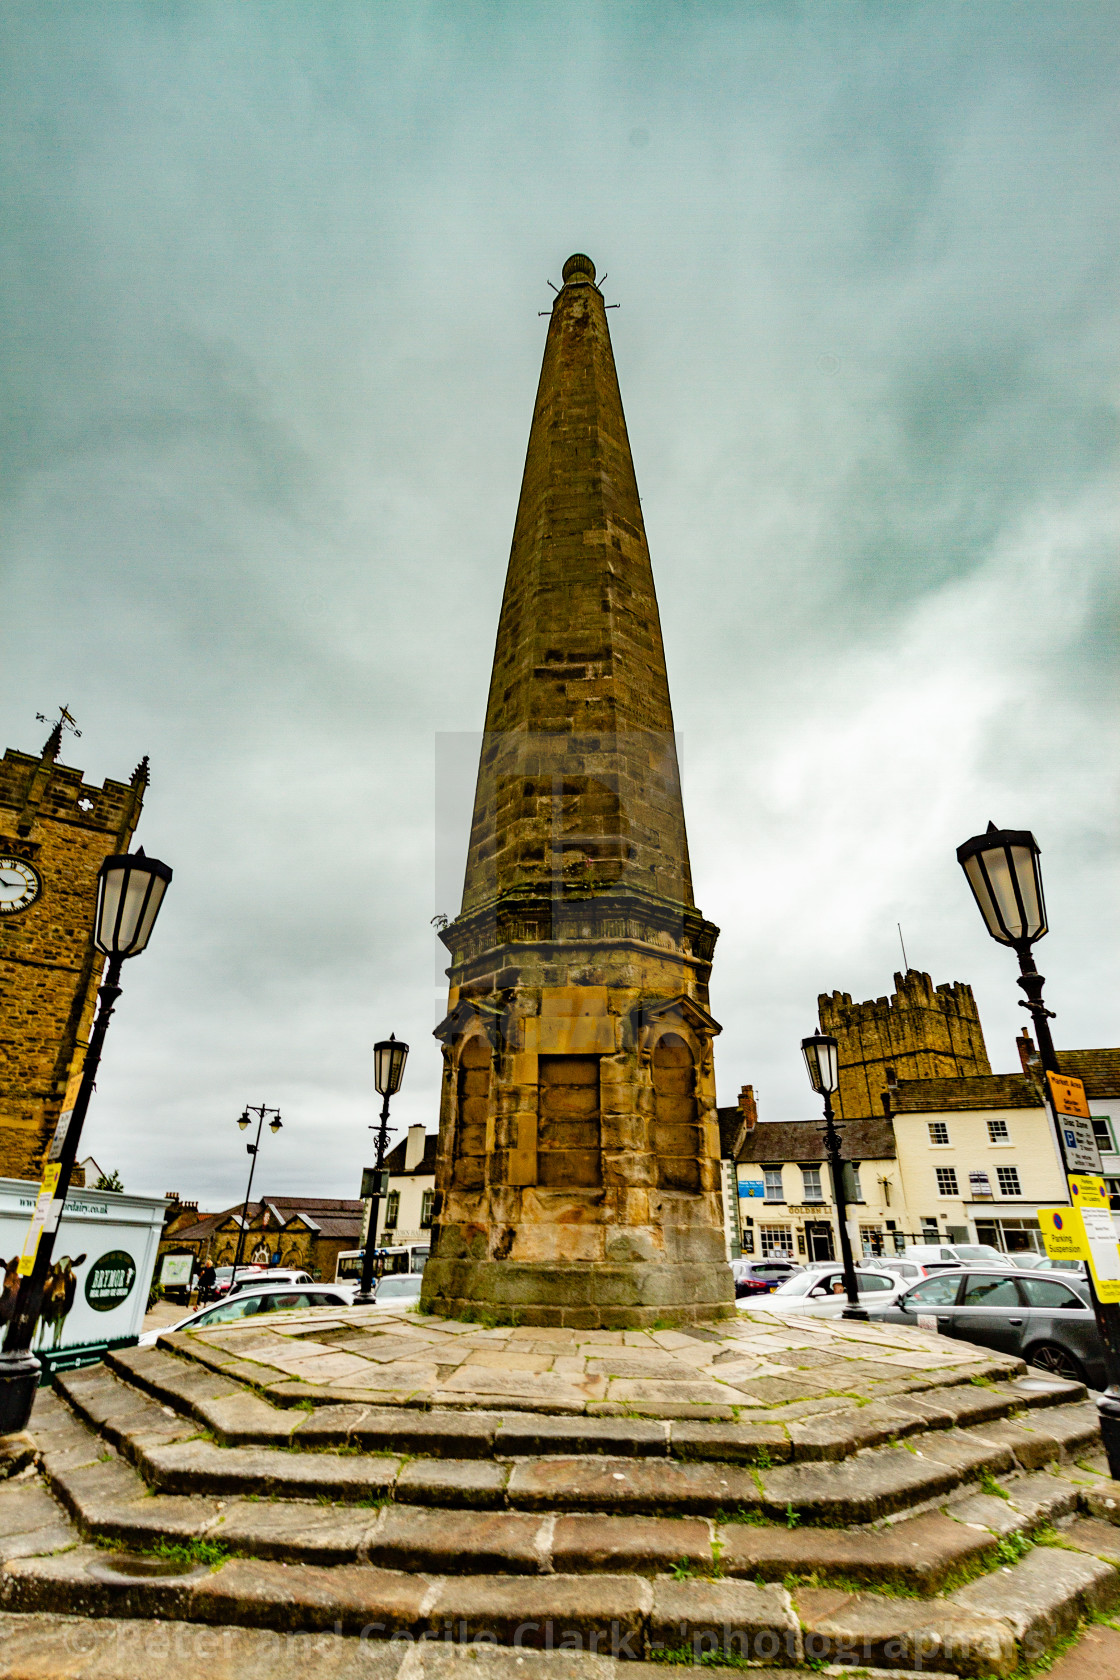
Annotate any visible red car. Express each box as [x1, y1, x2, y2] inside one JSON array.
[[731, 1259, 803, 1297]]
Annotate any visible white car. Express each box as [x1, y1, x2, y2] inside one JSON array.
[[139, 1282, 353, 1346], [370, 1274, 423, 1308], [738, 1266, 907, 1317], [226, 1268, 314, 1296]]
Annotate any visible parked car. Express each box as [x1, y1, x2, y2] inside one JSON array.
[[731, 1259, 802, 1297], [1009, 1253, 1050, 1270], [867, 1266, 1103, 1388], [227, 1269, 314, 1296], [139, 1283, 353, 1346], [370, 1273, 423, 1308], [865, 1257, 936, 1285], [738, 1266, 906, 1317], [898, 1243, 1005, 1270], [208, 1263, 266, 1299]]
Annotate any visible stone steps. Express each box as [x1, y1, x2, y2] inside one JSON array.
[[6, 1339, 1120, 1673], [108, 1341, 1085, 1462], [4, 1526, 1120, 1677], [0, 1616, 813, 1680], [52, 1362, 1103, 1527]]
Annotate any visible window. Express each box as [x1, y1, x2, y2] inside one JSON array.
[[383, 1190, 400, 1230], [935, 1167, 959, 1196], [1092, 1117, 1116, 1153], [845, 1164, 864, 1203], [800, 1166, 823, 1202], [420, 1188, 434, 1228], [960, 1274, 1022, 1307], [1021, 1277, 1085, 1310], [907, 1275, 962, 1306], [996, 1166, 1021, 1196], [759, 1225, 793, 1257], [920, 1219, 939, 1241], [987, 1119, 1009, 1143], [763, 1168, 784, 1202], [928, 1122, 950, 1145]]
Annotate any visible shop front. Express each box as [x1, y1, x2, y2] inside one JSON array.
[[968, 1204, 1044, 1254]]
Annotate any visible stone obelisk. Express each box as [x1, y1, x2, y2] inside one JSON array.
[[422, 254, 733, 1327]]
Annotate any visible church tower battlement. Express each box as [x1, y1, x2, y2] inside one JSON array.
[[421, 255, 733, 1328], [819, 968, 991, 1122]]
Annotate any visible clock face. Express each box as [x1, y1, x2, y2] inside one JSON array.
[[0, 857, 42, 916]]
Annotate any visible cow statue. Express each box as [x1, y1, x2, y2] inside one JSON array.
[[0, 1258, 20, 1325], [37, 1254, 87, 1350]]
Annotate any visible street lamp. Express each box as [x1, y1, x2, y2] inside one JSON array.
[[229, 1105, 283, 1290], [0, 848, 172, 1434], [355, 1034, 409, 1305], [801, 1031, 867, 1321], [957, 822, 1120, 1475]]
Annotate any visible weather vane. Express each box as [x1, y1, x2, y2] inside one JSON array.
[[36, 704, 81, 740]]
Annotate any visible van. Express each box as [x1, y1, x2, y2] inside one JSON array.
[[901, 1242, 1005, 1269]]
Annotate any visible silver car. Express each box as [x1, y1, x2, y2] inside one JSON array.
[[868, 1266, 1103, 1388]]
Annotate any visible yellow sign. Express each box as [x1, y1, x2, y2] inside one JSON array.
[[1069, 1174, 1108, 1209], [1041, 1198, 1120, 1303], [16, 1163, 60, 1277], [1047, 1072, 1091, 1118], [1039, 1206, 1089, 1261]]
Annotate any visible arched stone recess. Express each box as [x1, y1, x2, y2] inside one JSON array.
[[432, 998, 507, 1203], [630, 996, 722, 1196], [453, 1032, 493, 1191]]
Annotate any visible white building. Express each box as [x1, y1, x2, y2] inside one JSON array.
[[370, 1125, 437, 1247]]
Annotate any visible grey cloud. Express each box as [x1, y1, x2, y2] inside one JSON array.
[[0, 1, 1115, 1203]]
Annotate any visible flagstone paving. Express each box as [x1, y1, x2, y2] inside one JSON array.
[[162, 1304, 1000, 1419]]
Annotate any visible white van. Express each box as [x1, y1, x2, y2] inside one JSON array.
[[901, 1242, 1005, 1270]]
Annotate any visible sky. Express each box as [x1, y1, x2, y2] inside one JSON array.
[[1, 2, 1116, 1207]]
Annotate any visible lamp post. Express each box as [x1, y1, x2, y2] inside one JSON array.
[[0, 849, 172, 1434], [355, 1034, 409, 1305], [801, 1032, 867, 1321], [228, 1105, 282, 1290], [957, 822, 1120, 1477]]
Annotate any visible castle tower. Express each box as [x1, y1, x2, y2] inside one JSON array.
[[0, 723, 147, 1180], [819, 969, 992, 1122], [421, 254, 733, 1328]]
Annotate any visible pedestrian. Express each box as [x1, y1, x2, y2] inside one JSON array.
[[197, 1260, 216, 1304]]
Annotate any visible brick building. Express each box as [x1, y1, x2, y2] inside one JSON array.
[[159, 1195, 363, 1282], [0, 720, 146, 1181]]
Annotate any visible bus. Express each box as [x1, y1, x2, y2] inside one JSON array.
[[334, 1243, 429, 1284]]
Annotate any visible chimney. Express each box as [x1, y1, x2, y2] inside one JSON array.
[[405, 1124, 426, 1172], [1017, 1031, 1041, 1076], [738, 1086, 757, 1131]]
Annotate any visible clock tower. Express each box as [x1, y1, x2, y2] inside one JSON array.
[[0, 720, 147, 1182]]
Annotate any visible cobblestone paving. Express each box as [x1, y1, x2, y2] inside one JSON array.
[[182, 1306, 993, 1416]]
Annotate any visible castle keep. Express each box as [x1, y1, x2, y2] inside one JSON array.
[[819, 967, 991, 1122], [0, 723, 146, 1181], [421, 254, 733, 1327]]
